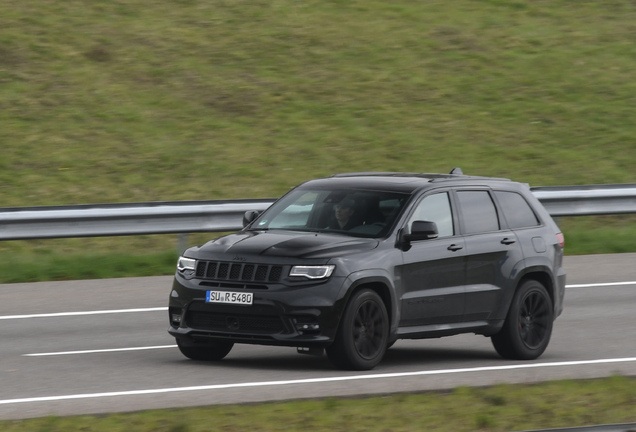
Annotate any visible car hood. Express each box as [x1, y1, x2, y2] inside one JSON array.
[[194, 230, 379, 260]]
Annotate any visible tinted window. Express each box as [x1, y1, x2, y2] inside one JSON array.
[[457, 191, 500, 234], [408, 192, 454, 237], [268, 191, 316, 228], [494, 191, 539, 229], [253, 188, 410, 238]]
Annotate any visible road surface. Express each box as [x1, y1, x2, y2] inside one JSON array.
[[0, 253, 634, 419]]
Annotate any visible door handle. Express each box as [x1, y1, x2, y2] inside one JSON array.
[[501, 237, 516, 245], [447, 244, 463, 251]]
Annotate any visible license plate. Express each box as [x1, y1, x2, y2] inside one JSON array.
[[206, 291, 253, 305]]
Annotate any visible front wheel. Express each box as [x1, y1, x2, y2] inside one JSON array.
[[491, 280, 554, 360], [176, 338, 234, 361], [326, 289, 389, 370]]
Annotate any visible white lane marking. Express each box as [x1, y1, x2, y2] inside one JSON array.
[[1, 357, 635, 406], [24, 345, 176, 357], [0, 307, 167, 320], [566, 281, 636, 288]]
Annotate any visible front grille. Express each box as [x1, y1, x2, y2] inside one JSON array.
[[186, 310, 286, 334], [196, 261, 284, 283]]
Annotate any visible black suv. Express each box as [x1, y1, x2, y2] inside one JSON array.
[[168, 170, 566, 370]]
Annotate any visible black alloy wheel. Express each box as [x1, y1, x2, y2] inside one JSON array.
[[326, 289, 389, 370], [518, 288, 552, 349], [491, 280, 554, 360]]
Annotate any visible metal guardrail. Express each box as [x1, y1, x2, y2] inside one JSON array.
[[531, 184, 636, 217], [0, 185, 635, 241], [0, 199, 275, 241]]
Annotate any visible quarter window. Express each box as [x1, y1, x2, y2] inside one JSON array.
[[456, 191, 500, 234], [494, 191, 540, 228]]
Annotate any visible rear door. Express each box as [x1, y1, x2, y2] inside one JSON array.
[[492, 190, 543, 257], [455, 189, 524, 322]]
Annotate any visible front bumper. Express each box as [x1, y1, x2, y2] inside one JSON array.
[[168, 273, 347, 348]]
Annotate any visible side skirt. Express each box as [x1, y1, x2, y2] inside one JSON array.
[[396, 320, 503, 339]]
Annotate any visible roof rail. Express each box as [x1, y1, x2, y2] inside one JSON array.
[[330, 172, 440, 179], [332, 171, 459, 179]]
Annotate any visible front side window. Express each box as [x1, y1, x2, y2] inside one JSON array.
[[251, 188, 410, 238], [407, 192, 454, 237], [456, 190, 500, 234]]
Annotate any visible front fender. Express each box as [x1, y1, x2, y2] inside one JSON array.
[[336, 268, 400, 339]]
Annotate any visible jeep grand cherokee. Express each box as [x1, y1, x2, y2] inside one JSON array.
[[168, 170, 566, 370]]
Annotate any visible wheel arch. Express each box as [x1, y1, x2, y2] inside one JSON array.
[[340, 272, 397, 334], [517, 267, 556, 307]]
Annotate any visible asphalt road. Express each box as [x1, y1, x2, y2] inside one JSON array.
[[1, 254, 635, 420]]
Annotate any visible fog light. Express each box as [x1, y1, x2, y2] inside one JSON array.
[[293, 317, 320, 334], [171, 314, 182, 325]]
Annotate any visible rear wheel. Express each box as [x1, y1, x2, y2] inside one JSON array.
[[326, 289, 389, 370], [176, 338, 234, 361], [491, 280, 553, 360]]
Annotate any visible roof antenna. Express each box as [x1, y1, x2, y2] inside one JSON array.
[[449, 167, 463, 175]]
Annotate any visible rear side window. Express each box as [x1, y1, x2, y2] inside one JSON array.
[[494, 191, 540, 229], [456, 191, 500, 234]]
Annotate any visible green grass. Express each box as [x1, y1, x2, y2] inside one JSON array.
[[0, 247, 177, 284], [1, 0, 636, 279], [1, 377, 634, 431], [560, 215, 636, 255]]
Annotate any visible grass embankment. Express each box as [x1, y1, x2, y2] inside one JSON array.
[[1, 377, 634, 431], [2, 1, 636, 282]]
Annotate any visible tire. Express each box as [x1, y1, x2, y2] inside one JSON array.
[[491, 280, 554, 360], [176, 338, 234, 361], [326, 289, 389, 370]]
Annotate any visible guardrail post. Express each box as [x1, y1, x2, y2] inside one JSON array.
[[177, 234, 188, 255]]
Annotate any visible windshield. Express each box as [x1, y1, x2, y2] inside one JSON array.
[[250, 188, 411, 238]]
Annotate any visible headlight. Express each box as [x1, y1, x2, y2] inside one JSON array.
[[177, 257, 196, 272], [289, 265, 335, 279]]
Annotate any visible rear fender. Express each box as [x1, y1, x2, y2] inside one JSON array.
[[492, 259, 556, 321]]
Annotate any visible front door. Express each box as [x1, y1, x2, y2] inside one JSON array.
[[398, 192, 466, 326]]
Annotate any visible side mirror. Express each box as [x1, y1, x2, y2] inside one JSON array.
[[405, 220, 439, 242], [242, 210, 261, 228]]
